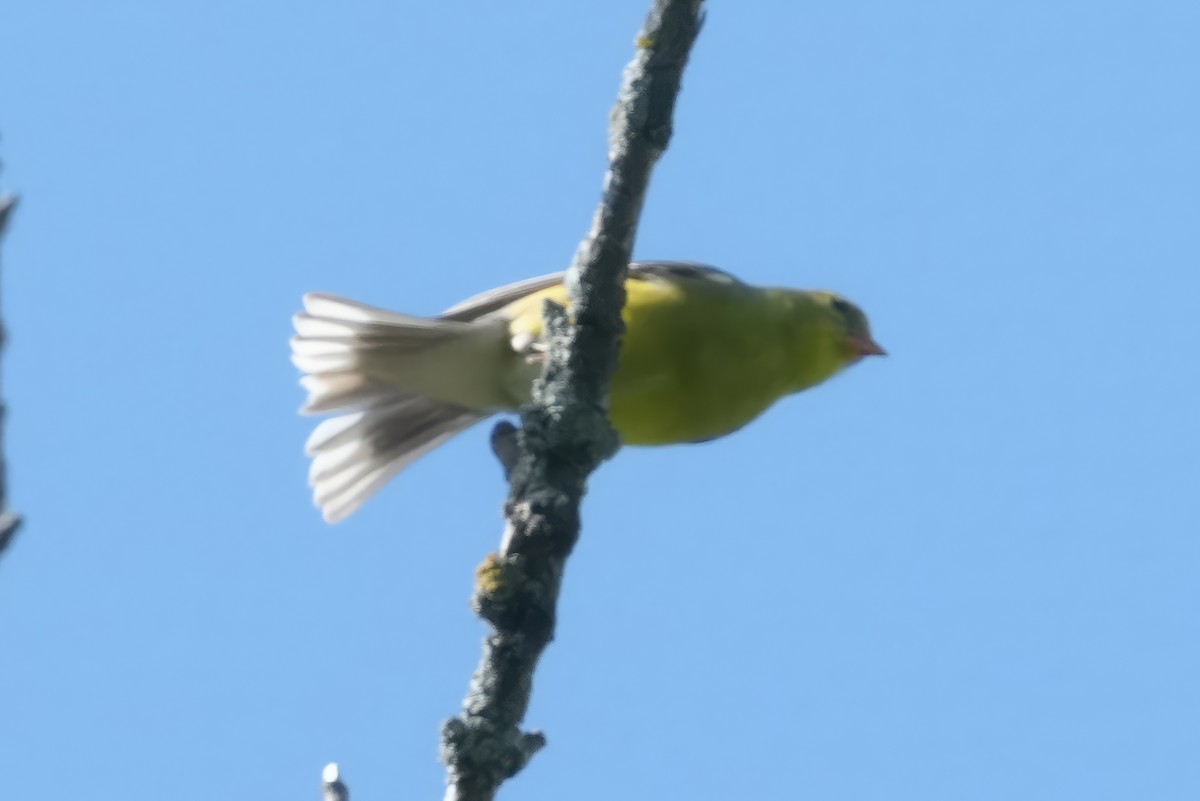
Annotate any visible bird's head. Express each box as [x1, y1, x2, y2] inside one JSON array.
[[817, 292, 886, 365], [775, 289, 885, 392]]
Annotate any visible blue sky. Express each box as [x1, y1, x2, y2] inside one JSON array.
[[2, 1, 1198, 799]]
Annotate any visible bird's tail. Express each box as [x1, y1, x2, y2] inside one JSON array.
[[291, 293, 494, 522]]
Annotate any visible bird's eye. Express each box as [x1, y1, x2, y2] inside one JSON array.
[[830, 297, 853, 317]]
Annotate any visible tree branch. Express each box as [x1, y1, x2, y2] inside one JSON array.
[[0, 193, 21, 562], [439, 3, 705, 799], [320, 763, 349, 801]]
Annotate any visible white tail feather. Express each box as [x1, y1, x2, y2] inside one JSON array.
[[303, 292, 443, 327], [292, 292, 496, 520], [306, 412, 368, 454], [299, 372, 391, 414], [307, 400, 485, 522]]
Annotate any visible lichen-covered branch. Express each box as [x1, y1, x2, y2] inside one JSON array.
[[439, 3, 705, 800], [0, 194, 21, 562]]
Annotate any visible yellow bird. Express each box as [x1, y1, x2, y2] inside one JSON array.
[[292, 262, 884, 522]]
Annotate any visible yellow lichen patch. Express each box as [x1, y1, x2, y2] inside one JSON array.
[[475, 553, 507, 596]]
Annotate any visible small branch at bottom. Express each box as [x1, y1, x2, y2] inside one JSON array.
[[321, 763, 349, 801]]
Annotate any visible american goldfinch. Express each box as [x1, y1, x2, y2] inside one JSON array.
[[292, 262, 884, 522]]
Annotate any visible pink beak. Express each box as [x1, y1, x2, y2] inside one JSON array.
[[850, 335, 887, 357]]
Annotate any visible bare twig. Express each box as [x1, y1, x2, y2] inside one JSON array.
[[0, 194, 21, 561], [439, 2, 705, 799], [320, 763, 349, 801]]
